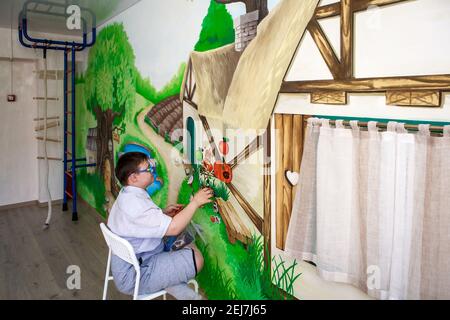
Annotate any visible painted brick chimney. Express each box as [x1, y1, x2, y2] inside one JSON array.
[[234, 10, 259, 52]]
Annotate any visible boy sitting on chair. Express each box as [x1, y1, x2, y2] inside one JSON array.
[[107, 152, 213, 299]]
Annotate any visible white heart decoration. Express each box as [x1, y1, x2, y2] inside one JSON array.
[[285, 171, 299, 186]]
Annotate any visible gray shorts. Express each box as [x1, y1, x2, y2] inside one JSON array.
[[110, 242, 197, 296]]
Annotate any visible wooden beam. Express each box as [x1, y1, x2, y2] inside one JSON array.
[[263, 120, 272, 271], [275, 115, 284, 249], [311, 91, 347, 104], [315, 0, 411, 19], [307, 19, 342, 79], [281, 115, 293, 251], [199, 115, 221, 162], [228, 136, 261, 170], [341, 0, 353, 79], [227, 182, 263, 233], [386, 90, 441, 107], [280, 75, 450, 93], [183, 98, 198, 110]]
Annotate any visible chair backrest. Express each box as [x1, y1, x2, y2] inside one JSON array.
[[100, 223, 139, 269]]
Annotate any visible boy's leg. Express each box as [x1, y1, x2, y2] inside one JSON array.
[[186, 243, 204, 273], [138, 247, 198, 296], [165, 283, 204, 300]]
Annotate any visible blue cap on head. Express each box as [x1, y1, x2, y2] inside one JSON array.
[[121, 143, 161, 196], [123, 143, 153, 158]]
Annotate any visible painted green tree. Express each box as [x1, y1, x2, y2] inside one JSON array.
[[85, 23, 136, 197], [194, 0, 235, 52]]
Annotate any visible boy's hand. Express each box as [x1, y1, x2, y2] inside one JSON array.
[[192, 188, 214, 207], [163, 204, 184, 217]]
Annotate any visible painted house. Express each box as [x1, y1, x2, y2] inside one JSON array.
[[181, 0, 450, 299]]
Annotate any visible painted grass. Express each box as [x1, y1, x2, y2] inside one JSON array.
[[177, 176, 301, 300]]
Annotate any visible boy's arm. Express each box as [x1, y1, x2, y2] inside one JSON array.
[[165, 188, 213, 236]]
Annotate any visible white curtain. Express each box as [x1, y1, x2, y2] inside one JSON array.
[[285, 118, 450, 299]]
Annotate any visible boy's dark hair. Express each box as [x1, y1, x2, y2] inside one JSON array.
[[115, 152, 149, 186]]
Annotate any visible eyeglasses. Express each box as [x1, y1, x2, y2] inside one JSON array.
[[136, 159, 157, 175], [137, 166, 156, 175]]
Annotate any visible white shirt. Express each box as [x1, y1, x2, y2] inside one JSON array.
[[107, 186, 172, 254]]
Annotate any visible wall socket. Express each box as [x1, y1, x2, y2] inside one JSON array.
[[7, 95, 16, 102]]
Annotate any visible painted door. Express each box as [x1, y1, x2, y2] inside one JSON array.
[[186, 117, 195, 165]]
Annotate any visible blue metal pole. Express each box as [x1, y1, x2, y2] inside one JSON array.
[[71, 46, 78, 221], [62, 49, 68, 211]]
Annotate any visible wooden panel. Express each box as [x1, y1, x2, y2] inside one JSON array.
[[281, 115, 293, 251], [217, 199, 237, 244], [386, 91, 441, 107], [217, 198, 252, 245], [307, 19, 342, 80], [311, 91, 347, 104], [281, 75, 450, 93], [275, 115, 284, 249], [276, 114, 307, 251], [291, 115, 303, 202], [263, 121, 271, 265]]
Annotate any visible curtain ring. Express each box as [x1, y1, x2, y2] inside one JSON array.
[[444, 125, 450, 137], [368, 121, 378, 132], [418, 124, 430, 136], [396, 122, 407, 133], [321, 118, 330, 128], [335, 120, 344, 129], [349, 120, 359, 130], [387, 121, 397, 132]]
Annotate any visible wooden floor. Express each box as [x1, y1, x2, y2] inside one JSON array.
[[0, 200, 131, 300]]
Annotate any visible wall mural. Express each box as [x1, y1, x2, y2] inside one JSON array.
[[75, 0, 299, 300]]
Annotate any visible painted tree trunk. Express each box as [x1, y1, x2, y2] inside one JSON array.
[[95, 107, 120, 200]]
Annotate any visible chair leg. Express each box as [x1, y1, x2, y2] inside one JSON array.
[[163, 293, 167, 300], [188, 279, 199, 294], [102, 249, 112, 300]]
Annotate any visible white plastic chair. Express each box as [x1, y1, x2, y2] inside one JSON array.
[[99, 223, 199, 300]]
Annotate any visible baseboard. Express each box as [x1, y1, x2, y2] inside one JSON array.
[[37, 199, 63, 208], [0, 200, 38, 211]]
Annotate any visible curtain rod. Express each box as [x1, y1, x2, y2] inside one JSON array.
[[303, 117, 447, 134]]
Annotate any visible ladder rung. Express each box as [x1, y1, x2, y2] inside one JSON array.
[[65, 90, 73, 94], [33, 97, 59, 101], [35, 121, 60, 132], [65, 112, 73, 115], [66, 70, 73, 74], [65, 131, 72, 135], [34, 116, 59, 121], [65, 151, 72, 156], [65, 190, 73, 199], [65, 171, 73, 178], [37, 156, 62, 161], [36, 137, 61, 143]]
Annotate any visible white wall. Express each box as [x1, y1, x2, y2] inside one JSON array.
[[0, 58, 39, 206], [0, 27, 84, 206], [283, 0, 450, 122], [272, 0, 450, 299]]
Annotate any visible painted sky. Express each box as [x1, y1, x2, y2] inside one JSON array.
[[101, 0, 281, 90]]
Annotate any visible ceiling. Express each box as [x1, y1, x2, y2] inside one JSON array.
[[0, 0, 142, 37]]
